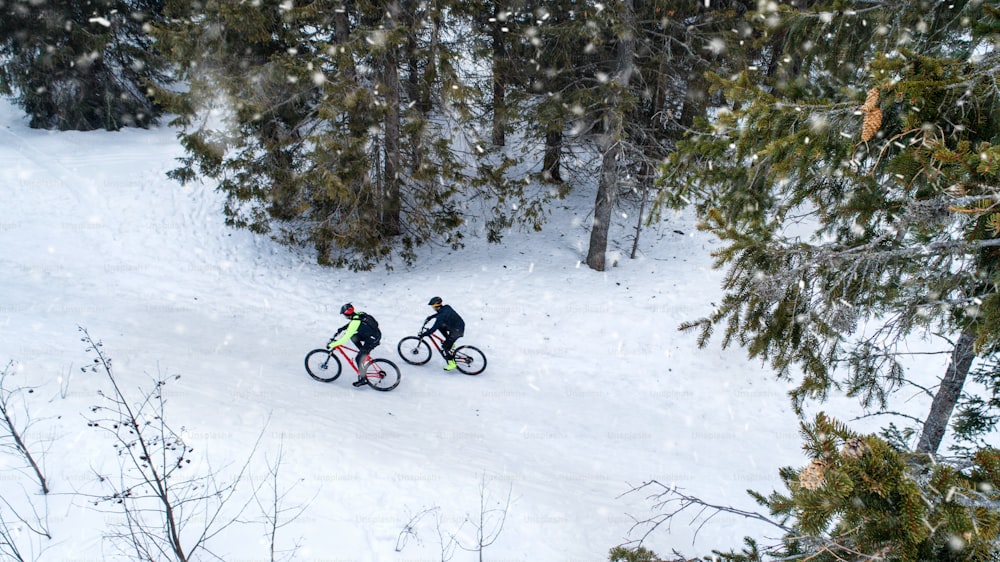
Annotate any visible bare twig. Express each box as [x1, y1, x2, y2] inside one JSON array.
[[0, 361, 49, 494], [0, 360, 53, 561], [396, 475, 513, 562], [395, 506, 440, 553], [458, 474, 513, 561], [0, 488, 52, 562], [247, 439, 311, 562], [434, 509, 464, 562], [620, 480, 790, 548], [850, 410, 927, 426]]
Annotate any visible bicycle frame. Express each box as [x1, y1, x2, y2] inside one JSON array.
[[329, 344, 362, 374], [422, 332, 450, 355]]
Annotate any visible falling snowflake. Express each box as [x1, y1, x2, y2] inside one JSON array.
[[706, 37, 727, 55]]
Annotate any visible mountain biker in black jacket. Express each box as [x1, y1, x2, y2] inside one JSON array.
[[419, 296, 465, 370]]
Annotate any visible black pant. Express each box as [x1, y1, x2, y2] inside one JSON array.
[[353, 335, 379, 372], [440, 328, 463, 359]]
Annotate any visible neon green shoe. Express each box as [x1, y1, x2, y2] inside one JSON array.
[[443, 359, 458, 371]]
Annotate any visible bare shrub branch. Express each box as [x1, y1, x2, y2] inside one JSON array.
[[78, 327, 286, 561], [0, 361, 49, 494], [458, 474, 513, 561], [394, 506, 440, 553], [394, 475, 513, 562], [620, 480, 790, 549], [0, 489, 52, 562], [245, 441, 311, 562], [0, 360, 53, 561]]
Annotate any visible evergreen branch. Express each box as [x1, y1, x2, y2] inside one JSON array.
[[848, 350, 954, 358], [769, 231, 993, 268], [851, 410, 927, 426], [947, 488, 1000, 512], [790, 531, 888, 562], [864, 128, 925, 177]]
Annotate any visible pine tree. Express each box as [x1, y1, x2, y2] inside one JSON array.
[[478, 1, 752, 270], [0, 0, 169, 130], [664, 0, 1000, 453], [152, 0, 557, 267], [729, 414, 1000, 561], [152, 1, 465, 268], [626, 415, 1000, 561]]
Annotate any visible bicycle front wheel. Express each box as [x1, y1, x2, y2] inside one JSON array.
[[305, 349, 342, 382], [454, 346, 486, 375], [397, 337, 432, 365], [365, 358, 401, 391]]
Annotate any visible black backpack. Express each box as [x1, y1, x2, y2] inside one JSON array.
[[353, 312, 381, 341]]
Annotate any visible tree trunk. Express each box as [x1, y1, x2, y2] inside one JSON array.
[[491, 4, 506, 147], [542, 128, 563, 183], [407, 54, 425, 176], [916, 330, 977, 455], [630, 159, 654, 260], [585, 0, 635, 271], [402, 0, 426, 174], [382, 49, 402, 236], [333, 10, 353, 72], [679, 65, 709, 130], [587, 136, 621, 270]]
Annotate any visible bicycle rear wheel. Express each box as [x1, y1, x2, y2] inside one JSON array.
[[365, 358, 401, 391], [454, 345, 486, 375], [397, 337, 432, 365], [305, 349, 342, 382]]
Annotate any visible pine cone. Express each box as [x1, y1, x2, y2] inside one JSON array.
[[861, 87, 880, 112], [799, 459, 828, 490], [840, 437, 866, 460], [861, 107, 882, 142]]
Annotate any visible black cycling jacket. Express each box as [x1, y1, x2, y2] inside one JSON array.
[[425, 304, 465, 335]]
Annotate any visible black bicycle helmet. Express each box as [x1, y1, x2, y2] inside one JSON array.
[[428, 296, 443, 307], [340, 303, 355, 316]]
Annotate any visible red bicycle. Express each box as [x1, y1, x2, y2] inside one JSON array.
[[304, 341, 401, 391], [397, 322, 487, 375]]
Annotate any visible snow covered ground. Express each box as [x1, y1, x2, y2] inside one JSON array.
[[0, 98, 942, 561]]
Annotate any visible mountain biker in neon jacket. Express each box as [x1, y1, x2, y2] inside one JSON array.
[[419, 296, 465, 371], [328, 303, 382, 387]]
